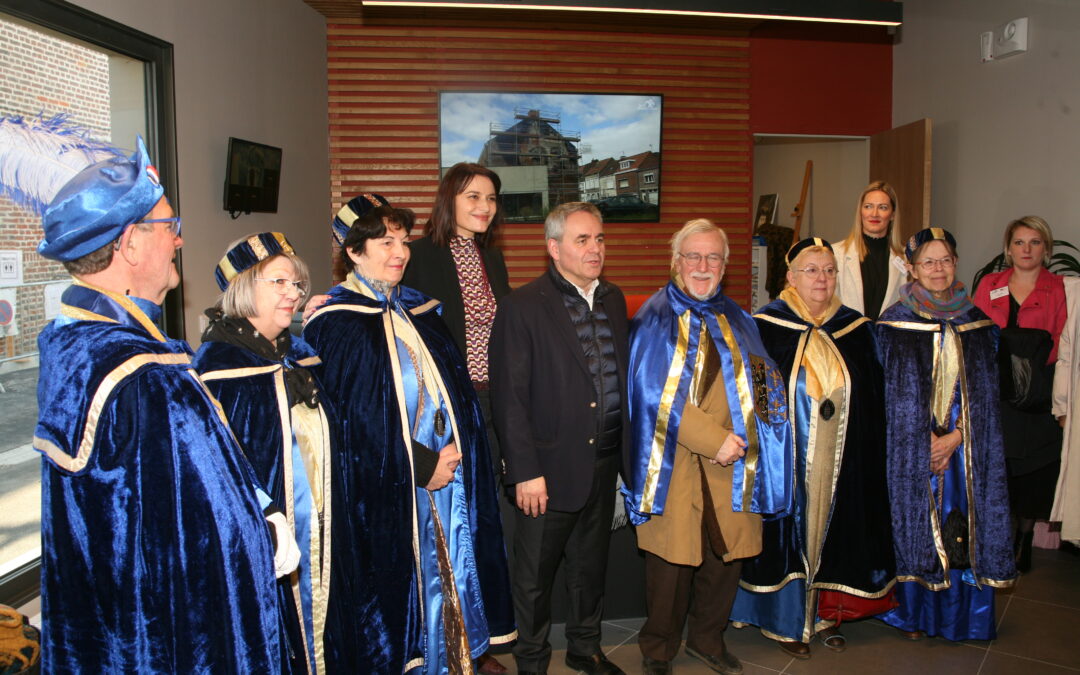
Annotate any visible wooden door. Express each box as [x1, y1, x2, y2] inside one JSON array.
[[869, 118, 932, 241]]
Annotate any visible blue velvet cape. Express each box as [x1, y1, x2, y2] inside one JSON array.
[[740, 300, 896, 595], [877, 302, 1016, 587], [303, 282, 514, 673], [34, 283, 285, 673], [624, 281, 794, 524], [194, 335, 336, 675]]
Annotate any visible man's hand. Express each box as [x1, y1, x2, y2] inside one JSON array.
[[302, 294, 330, 323], [930, 429, 962, 475], [265, 511, 300, 579], [710, 432, 747, 466], [425, 443, 461, 491], [515, 476, 548, 517]]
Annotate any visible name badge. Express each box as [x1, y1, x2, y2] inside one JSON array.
[[891, 256, 908, 273], [989, 286, 1009, 301]]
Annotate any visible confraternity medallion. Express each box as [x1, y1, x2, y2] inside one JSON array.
[[434, 409, 446, 437], [820, 399, 835, 421]]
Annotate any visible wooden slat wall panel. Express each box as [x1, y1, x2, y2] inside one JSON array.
[[327, 23, 752, 303]]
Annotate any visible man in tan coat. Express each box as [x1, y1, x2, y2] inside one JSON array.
[[623, 219, 793, 675]]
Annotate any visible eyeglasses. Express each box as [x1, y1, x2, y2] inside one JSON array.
[[135, 216, 182, 237], [914, 257, 956, 271], [794, 266, 838, 278], [254, 277, 308, 297], [679, 252, 725, 268]]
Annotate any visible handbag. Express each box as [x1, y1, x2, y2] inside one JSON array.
[[941, 508, 971, 569], [997, 326, 1054, 413]]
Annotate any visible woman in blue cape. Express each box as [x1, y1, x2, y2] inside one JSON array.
[[877, 228, 1016, 641], [730, 238, 896, 658], [303, 196, 514, 673], [194, 232, 335, 674]]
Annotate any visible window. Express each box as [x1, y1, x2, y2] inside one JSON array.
[[0, 0, 177, 607], [619, 160, 633, 169], [643, 172, 656, 184], [619, 179, 630, 188]]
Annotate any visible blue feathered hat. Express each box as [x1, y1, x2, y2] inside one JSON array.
[[331, 192, 389, 246], [39, 136, 164, 262]]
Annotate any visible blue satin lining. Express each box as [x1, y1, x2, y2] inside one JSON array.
[[730, 370, 814, 641], [879, 573, 996, 640], [397, 329, 490, 671], [731, 579, 807, 641], [291, 437, 317, 671]]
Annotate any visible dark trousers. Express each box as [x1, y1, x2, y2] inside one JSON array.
[[638, 549, 742, 662], [511, 453, 619, 672]]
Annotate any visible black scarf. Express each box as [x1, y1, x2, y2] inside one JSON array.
[[201, 307, 319, 408]]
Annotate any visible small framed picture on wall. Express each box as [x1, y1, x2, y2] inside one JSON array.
[[755, 194, 778, 231]]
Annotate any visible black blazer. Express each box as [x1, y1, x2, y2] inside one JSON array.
[[489, 269, 630, 512], [402, 235, 512, 360]]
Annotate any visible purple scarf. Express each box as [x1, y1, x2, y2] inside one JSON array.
[[898, 280, 974, 320]]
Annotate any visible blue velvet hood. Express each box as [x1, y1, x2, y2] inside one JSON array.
[[877, 301, 1016, 587], [34, 283, 286, 673], [302, 281, 514, 672], [624, 280, 794, 525]]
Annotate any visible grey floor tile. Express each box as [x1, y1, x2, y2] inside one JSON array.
[[979, 651, 1080, 674], [991, 596, 1080, 670], [1011, 548, 1080, 610]]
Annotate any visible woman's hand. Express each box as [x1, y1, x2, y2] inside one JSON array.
[[425, 443, 461, 491], [929, 429, 962, 475], [710, 432, 748, 467], [302, 294, 331, 323]]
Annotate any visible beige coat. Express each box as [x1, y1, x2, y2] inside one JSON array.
[[1052, 276, 1080, 543], [636, 367, 762, 565], [832, 238, 906, 317]]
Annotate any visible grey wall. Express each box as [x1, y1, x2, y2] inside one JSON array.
[[72, 0, 330, 342], [894, 0, 1080, 289], [753, 136, 870, 245]]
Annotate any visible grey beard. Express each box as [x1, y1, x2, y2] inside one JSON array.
[[688, 288, 714, 301]]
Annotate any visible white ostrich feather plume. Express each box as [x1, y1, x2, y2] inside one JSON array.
[[0, 113, 126, 215]]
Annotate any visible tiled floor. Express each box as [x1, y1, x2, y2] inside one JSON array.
[[513, 546, 1080, 674]]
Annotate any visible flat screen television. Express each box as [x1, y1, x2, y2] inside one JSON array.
[[439, 92, 663, 222], [223, 137, 282, 216]]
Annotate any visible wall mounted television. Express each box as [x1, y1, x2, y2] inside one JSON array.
[[223, 137, 282, 216], [439, 92, 663, 223]]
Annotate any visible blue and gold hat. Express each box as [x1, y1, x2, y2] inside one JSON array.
[[331, 192, 389, 246], [39, 136, 164, 262], [905, 227, 957, 262], [215, 232, 295, 290], [786, 236, 833, 265]]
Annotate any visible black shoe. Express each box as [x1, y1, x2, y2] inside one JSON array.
[[685, 643, 743, 675], [642, 656, 672, 675], [565, 651, 626, 675]]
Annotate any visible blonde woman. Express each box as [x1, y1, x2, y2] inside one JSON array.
[[832, 181, 906, 320]]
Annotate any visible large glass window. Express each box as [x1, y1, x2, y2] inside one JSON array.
[[0, 0, 177, 606]]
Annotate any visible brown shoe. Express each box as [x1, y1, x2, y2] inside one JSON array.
[[897, 628, 927, 641], [777, 640, 811, 660], [474, 652, 508, 675]]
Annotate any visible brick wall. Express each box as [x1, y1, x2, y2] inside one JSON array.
[[0, 18, 111, 358]]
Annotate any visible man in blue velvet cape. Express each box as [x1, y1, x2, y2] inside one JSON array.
[[625, 219, 793, 675], [31, 140, 288, 672]]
